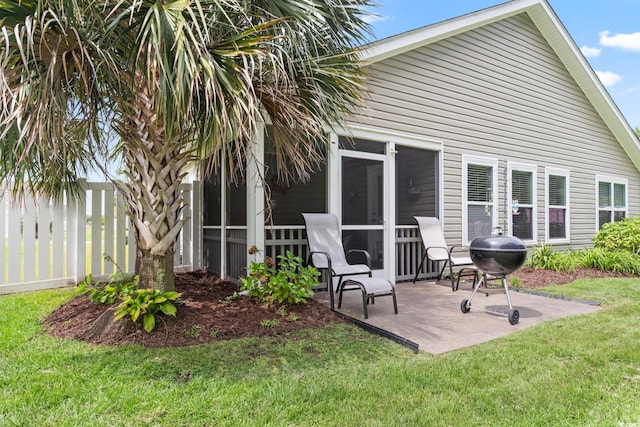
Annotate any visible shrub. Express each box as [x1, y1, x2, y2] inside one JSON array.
[[526, 244, 575, 272], [241, 248, 320, 304], [526, 245, 640, 275], [593, 217, 640, 254], [114, 288, 182, 333], [76, 272, 137, 305]]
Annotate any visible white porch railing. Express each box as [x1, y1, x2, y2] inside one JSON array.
[[0, 180, 201, 295], [263, 225, 437, 282]]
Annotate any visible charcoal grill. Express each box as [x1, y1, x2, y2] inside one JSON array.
[[460, 235, 527, 325]]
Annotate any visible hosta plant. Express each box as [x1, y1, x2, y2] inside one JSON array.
[[114, 289, 182, 333]]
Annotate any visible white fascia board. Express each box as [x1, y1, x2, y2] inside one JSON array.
[[527, 2, 640, 171], [362, 0, 540, 64]]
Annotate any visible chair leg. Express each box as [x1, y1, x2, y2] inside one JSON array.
[[413, 252, 428, 283], [361, 288, 368, 319], [448, 261, 456, 291], [392, 289, 398, 314]]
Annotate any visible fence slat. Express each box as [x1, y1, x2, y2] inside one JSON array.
[[103, 189, 114, 275], [52, 200, 64, 278], [116, 192, 127, 272], [0, 197, 5, 284], [37, 197, 51, 281], [91, 187, 102, 274], [7, 203, 21, 284], [23, 196, 37, 282]]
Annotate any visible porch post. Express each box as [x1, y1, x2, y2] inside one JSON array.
[[191, 180, 203, 270], [327, 132, 340, 215], [247, 120, 265, 262]]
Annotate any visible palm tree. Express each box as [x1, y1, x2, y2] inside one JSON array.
[[0, 0, 374, 292]]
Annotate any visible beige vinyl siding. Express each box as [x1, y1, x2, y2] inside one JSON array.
[[351, 13, 640, 248]]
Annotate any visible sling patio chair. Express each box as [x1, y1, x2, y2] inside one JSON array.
[[412, 216, 478, 291], [302, 213, 398, 319]]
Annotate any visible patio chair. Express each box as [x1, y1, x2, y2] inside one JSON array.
[[302, 213, 398, 319], [412, 216, 478, 291]]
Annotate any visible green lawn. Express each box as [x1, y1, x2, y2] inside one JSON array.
[[1, 278, 640, 426]]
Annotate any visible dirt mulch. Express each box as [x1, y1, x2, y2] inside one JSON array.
[[43, 267, 633, 348], [43, 271, 344, 348], [511, 266, 631, 289]]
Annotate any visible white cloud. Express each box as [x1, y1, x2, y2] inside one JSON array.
[[362, 13, 388, 24], [580, 45, 601, 58], [599, 31, 640, 52], [595, 70, 623, 87]]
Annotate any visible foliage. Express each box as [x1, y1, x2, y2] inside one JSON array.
[[0, 0, 374, 292], [76, 270, 137, 305], [241, 247, 320, 304], [260, 319, 280, 328], [527, 244, 640, 275], [593, 216, 640, 254], [185, 325, 202, 339], [526, 244, 574, 272], [114, 289, 182, 333]]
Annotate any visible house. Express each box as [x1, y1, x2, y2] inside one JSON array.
[[200, 0, 640, 283]]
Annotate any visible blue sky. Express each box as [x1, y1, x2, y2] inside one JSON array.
[[366, 0, 640, 129]]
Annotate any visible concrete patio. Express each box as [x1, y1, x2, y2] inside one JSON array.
[[315, 280, 601, 354]]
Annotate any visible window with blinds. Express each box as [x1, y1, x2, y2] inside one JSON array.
[[597, 178, 627, 229], [511, 169, 534, 240], [466, 163, 494, 241], [546, 170, 569, 240]]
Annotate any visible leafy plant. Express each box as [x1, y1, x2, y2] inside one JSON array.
[[76, 271, 137, 305], [260, 319, 280, 328], [593, 217, 640, 254], [241, 247, 319, 304], [526, 244, 570, 272], [510, 276, 521, 288], [526, 244, 640, 275], [225, 292, 240, 301], [114, 289, 182, 333], [185, 325, 202, 339]]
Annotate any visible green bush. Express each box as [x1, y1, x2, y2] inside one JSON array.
[[526, 245, 640, 275], [114, 288, 182, 333], [593, 217, 640, 254], [76, 272, 137, 305], [241, 248, 320, 304], [526, 244, 575, 272]]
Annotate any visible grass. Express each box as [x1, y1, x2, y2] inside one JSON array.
[[2, 280, 640, 426]]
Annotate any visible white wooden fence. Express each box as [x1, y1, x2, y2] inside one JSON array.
[[0, 180, 202, 295]]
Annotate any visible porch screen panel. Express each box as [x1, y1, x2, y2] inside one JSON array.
[[512, 170, 533, 240], [548, 174, 567, 239], [467, 164, 493, 240], [264, 134, 327, 225]]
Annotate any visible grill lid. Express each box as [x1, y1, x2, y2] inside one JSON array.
[[470, 235, 526, 251]]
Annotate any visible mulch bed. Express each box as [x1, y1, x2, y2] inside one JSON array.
[[43, 267, 633, 348], [43, 271, 344, 348]]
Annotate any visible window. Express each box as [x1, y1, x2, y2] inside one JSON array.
[[545, 168, 570, 242], [597, 176, 627, 229], [509, 163, 536, 242], [463, 156, 498, 244]]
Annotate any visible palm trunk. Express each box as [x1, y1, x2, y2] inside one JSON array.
[[117, 73, 191, 293]]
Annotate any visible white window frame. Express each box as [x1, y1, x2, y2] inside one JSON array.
[[545, 167, 570, 244], [508, 162, 537, 243], [595, 175, 628, 231], [462, 155, 498, 246]]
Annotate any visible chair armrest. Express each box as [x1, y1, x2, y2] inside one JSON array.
[[307, 251, 332, 273], [346, 249, 372, 268], [425, 246, 451, 259]]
